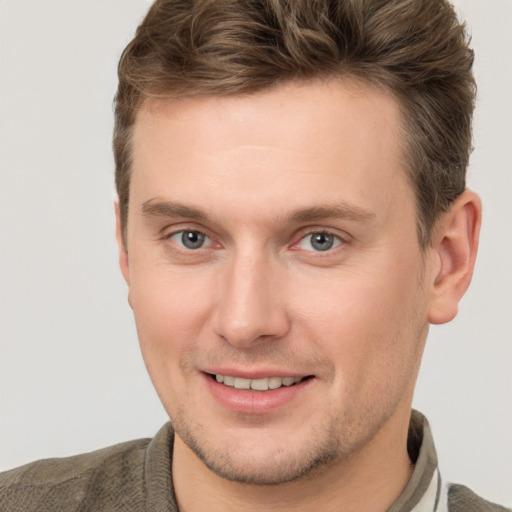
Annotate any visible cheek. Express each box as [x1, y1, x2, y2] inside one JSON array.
[[129, 265, 213, 371], [291, 258, 426, 380]]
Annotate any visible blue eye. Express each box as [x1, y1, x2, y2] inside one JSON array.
[[170, 230, 211, 250], [298, 232, 342, 252]]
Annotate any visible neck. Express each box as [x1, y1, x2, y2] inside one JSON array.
[[172, 407, 415, 512]]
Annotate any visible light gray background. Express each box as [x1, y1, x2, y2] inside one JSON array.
[[1, 0, 511, 506]]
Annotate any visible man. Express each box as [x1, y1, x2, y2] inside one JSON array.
[[0, 0, 509, 510]]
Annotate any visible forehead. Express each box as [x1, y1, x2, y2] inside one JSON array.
[[134, 78, 402, 155], [130, 79, 412, 227]]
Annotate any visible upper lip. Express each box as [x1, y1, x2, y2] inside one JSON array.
[[201, 368, 312, 380]]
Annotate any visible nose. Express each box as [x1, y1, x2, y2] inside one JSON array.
[[212, 251, 290, 348]]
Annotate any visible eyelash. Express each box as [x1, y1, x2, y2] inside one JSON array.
[[165, 230, 213, 250], [160, 227, 348, 255], [293, 231, 344, 254]]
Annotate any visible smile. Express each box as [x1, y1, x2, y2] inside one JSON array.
[[204, 372, 315, 414], [214, 374, 306, 391]]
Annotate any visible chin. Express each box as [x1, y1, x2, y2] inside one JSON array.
[[173, 414, 343, 486], [192, 439, 340, 486]]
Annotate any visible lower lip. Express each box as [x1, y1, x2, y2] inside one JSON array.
[[203, 374, 313, 415]]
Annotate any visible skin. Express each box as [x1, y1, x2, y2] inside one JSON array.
[[116, 79, 481, 512]]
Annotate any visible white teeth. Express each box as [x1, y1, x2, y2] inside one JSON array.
[[268, 377, 282, 390], [233, 377, 251, 390], [250, 378, 269, 391], [214, 374, 304, 391]]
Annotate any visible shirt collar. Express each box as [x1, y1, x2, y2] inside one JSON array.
[[387, 410, 445, 512]]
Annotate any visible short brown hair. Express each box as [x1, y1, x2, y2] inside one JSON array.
[[114, 0, 475, 247]]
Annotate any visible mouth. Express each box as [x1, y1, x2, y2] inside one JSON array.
[[203, 371, 315, 414], [207, 373, 313, 391]]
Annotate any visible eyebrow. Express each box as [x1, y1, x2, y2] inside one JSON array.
[[141, 199, 208, 221], [288, 204, 376, 223], [141, 198, 376, 224]]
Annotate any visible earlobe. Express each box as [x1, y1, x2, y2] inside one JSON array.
[[114, 201, 130, 286], [427, 190, 482, 325]]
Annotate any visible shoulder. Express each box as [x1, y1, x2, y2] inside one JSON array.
[[448, 483, 511, 512], [0, 437, 151, 512]]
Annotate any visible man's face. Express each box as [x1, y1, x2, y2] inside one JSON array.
[[120, 79, 433, 484]]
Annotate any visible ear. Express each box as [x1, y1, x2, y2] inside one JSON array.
[[427, 189, 482, 324], [114, 201, 130, 286]]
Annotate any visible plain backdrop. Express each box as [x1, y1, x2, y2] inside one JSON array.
[[1, 0, 511, 506]]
